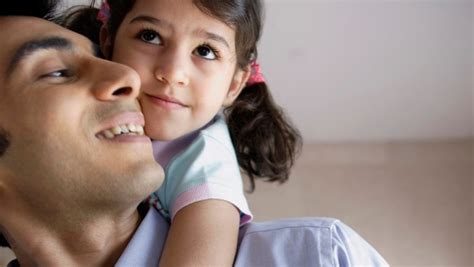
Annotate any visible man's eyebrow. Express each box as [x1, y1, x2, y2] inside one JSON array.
[[6, 36, 73, 76]]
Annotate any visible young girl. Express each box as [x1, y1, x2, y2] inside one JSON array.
[[63, 0, 301, 265]]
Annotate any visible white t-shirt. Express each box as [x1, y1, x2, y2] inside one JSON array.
[[149, 115, 252, 225]]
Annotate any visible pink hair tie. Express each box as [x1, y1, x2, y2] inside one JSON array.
[[246, 60, 265, 86], [97, 1, 110, 24]]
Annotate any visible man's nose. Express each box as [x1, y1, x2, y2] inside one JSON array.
[[90, 59, 141, 101]]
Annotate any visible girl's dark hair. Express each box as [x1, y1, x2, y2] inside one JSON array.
[[61, 0, 302, 192]]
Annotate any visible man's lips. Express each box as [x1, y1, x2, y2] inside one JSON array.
[[96, 111, 146, 139], [144, 93, 187, 109]]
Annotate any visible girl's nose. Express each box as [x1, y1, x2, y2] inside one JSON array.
[[153, 48, 190, 87]]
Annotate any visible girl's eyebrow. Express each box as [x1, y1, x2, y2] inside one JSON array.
[[129, 15, 230, 49], [195, 29, 230, 49], [129, 15, 172, 30]]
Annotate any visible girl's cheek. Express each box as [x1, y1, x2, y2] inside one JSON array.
[[137, 97, 146, 111]]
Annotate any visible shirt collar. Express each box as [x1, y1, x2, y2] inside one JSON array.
[[115, 208, 169, 267]]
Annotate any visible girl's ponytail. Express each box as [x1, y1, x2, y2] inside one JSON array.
[[225, 82, 302, 192]]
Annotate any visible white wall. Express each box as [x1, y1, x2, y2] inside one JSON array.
[[471, 3, 474, 265], [261, 0, 472, 142]]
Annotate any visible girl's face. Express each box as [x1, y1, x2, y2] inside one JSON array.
[[108, 0, 249, 140]]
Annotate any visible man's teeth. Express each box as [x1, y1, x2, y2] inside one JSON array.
[[99, 124, 144, 139]]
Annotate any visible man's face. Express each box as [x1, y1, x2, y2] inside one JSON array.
[[0, 17, 163, 216]]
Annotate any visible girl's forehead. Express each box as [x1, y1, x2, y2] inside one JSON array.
[[129, 0, 232, 30], [125, 0, 236, 43]]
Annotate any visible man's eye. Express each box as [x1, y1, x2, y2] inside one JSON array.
[[139, 29, 161, 45]]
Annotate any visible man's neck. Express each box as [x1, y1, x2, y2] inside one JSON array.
[[10, 208, 141, 267]]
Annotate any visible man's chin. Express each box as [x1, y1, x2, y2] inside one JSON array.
[[129, 162, 165, 201]]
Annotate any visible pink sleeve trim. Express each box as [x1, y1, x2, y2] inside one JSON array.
[[171, 183, 253, 226]]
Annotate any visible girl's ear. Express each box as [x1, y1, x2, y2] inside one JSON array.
[[223, 66, 251, 107], [99, 25, 112, 58]]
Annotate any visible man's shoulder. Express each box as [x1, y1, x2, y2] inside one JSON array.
[[238, 217, 341, 253], [119, 208, 389, 267], [236, 217, 389, 267], [240, 216, 340, 233]]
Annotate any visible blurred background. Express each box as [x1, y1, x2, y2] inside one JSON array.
[[1, 0, 472, 266]]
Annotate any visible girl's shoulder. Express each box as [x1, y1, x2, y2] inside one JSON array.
[[196, 114, 233, 153], [199, 114, 227, 136]]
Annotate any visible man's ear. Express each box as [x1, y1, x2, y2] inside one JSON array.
[[223, 66, 251, 107], [99, 25, 112, 59]]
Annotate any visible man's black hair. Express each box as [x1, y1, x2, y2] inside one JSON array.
[[0, 0, 60, 18]]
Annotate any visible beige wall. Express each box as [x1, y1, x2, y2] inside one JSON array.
[[245, 139, 473, 266]]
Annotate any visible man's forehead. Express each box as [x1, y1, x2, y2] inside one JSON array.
[[0, 16, 94, 77], [0, 16, 92, 57], [1, 16, 63, 38]]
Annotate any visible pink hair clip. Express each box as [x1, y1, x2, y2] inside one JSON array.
[[246, 60, 265, 86], [97, 0, 110, 24]]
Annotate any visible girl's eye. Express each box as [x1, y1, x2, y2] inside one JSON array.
[[194, 45, 219, 60], [41, 69, 72, 79], [139, 29, 161, 45]]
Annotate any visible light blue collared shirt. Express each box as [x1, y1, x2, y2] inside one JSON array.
[[115, 208, 389, 267]]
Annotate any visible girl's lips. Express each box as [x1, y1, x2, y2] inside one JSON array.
[[144, 93, 187, 109]]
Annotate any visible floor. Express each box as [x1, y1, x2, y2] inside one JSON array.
[[1, 139, 473, 266]]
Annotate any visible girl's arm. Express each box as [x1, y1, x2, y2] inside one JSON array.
[[159, 199, 240, 267]]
